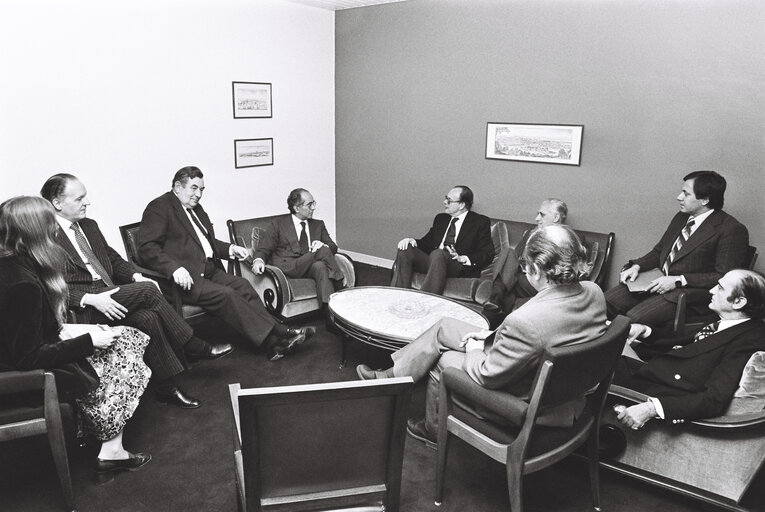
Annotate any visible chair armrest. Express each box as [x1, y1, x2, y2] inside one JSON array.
[[336, 252, 356, 288], [442, 367, 528, 422], [0, 369, 46, 394], [132, 264, 166, 282]]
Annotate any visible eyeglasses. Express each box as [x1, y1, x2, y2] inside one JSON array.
[[300, 201, 317, 209], [444, 196, 462, 204]]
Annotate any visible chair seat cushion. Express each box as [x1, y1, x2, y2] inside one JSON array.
[[288, 279, 320, 301]]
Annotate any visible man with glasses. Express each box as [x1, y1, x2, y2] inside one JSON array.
[[391, 185, 493, 295], [252, 188, 344, 307]]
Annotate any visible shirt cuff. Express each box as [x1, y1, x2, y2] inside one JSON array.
[[648, 397, 665, 419], [642, 325, 653, 338], [463, 256, 472, 266], [679, 275, 688, 287]]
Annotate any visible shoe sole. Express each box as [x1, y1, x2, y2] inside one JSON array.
[[406, 425, 437, 450]]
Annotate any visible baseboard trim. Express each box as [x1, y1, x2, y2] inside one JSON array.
[[341, 250, 394, 269]]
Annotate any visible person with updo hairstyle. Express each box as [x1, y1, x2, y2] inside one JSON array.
[[357, 224, 607, 448], [0, 196, 151, 485]]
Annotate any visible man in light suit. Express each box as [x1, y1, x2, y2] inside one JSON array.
[[615, 269, 765, 428], [391, 186, 494, 295], [605, 171, 749, 327], [252, 188, 344, 306], [137, 166, 314, 361], [41, 173, 232, 409], [359, 225, 607, 447]]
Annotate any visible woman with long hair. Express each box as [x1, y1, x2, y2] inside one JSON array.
[[0, 196, 152, 485]]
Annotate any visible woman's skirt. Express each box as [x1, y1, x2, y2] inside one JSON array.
[[76, 326, 152, 441]]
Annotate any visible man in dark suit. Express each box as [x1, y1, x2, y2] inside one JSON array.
[[391, 185, 494, 295], [605, 171, 749, 326], [137, 166, 314, 361], [614, 269, 765, 428], [251, 188, 344, 305], [41, 174, 234, 409]]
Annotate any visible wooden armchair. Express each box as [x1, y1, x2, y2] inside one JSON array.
[[227, 216, 356, 320], [0, 370, 75, 511], [435, 315, 630, 511]]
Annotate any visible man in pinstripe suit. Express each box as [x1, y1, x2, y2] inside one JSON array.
[[41, 174, 233, 409]]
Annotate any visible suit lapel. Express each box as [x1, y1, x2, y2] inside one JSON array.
[[669, 319, 756, 358], [673, 211, 721, 262], [279, 215, 301, 254], [169, 194, 205, 251], [55, 227, 88, 271], [454, 211, 472, 245]]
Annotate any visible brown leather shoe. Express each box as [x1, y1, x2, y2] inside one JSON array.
[[406, 418, 437, 450]]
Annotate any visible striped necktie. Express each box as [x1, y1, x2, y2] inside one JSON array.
[[663, 219, 694, 275], [70, 222, 114, 287], [693, 321, 720, 342]]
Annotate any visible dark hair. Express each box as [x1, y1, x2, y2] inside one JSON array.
[[683, 170, 726, 210], [172, 166, 204, 187], [287, 188, 308, 214], [728, 270, 765, 320], [40, 173, 77, 202], [454, 185, 473, 210], [523, 225, 590, 285]]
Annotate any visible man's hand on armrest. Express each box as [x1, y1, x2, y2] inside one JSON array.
[[173, 267, 194, 291], [229, 245, 250, 260], [252, 258, 265, 275], [615, 400, 658, 430], [397, 238, 416, 250]]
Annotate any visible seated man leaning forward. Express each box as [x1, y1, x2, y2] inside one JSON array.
[[614, 269, 765, 429], [137, 166, 314, 361], [605, 170, 749, 327], [359, 224, 607, 448], [252, 188, 344, 310], [391, 185, 494, 295]]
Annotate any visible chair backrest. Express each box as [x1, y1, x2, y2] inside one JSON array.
[[119, 222, 142, 264], [745, 245, 758, 269], [230, 378, 413, 512], [535, 315, 630, 412], [227, 216, 283, 275]]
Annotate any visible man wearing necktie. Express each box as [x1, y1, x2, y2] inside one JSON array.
[[41, 174, 233, 409], [251, 188, 344, 306], [137, 167, 314, 362], [613, 269, 765, 427], [391, 186, 494, 295], [605, 171, 749, 327]]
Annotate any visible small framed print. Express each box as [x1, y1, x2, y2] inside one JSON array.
[[234, 138, 273, 168], [232, 82, 272, 118], [486, 122, 583, 166]]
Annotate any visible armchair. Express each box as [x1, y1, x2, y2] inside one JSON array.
[[0, 370, 75, 511], [227, 216, 356, 320], [435, 315, 630, 511]]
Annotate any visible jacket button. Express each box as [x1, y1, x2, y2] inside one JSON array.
[[674, 374, 681, 380]]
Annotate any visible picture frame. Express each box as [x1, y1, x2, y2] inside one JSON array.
[[232, 82, 272, 118], [234, 138, 273, 168], [485, 122, 583, 166]]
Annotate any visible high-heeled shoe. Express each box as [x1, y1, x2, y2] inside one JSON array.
[[94, 452, 152, 485]]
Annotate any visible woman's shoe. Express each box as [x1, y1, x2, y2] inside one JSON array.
[[95, 452, 152, 485]]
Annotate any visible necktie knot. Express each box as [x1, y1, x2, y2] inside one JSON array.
[[693, 321, 720, 342]]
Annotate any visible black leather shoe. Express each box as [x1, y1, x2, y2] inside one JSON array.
[[156, 386, 201, 409], [406, 418, 437, 450], [185, 341, 234, 361], [356, 364, 394, 380], [95, 452, 152, 485], [266, 327, 316, 361]]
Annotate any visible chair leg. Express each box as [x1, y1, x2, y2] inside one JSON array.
[[435, 428, 449, 506], [43, 374, 75, 510], [586, 430, 602, 512], [506, 459, 523, 512]]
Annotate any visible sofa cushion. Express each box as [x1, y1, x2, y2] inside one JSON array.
[[734, 351, 765, 399]]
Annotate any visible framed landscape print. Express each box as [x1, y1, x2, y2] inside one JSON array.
[[234, 138, 273, 168], [232, 82, 272, 118], [486, 122, 583, 166]]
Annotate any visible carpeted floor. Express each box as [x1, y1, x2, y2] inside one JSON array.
[[0, 264, 756, 511]]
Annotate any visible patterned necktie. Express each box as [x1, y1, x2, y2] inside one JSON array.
[[693, 321, 720, 342], [299, 221, 309, 254], [663, 219, 695, 275], [443, 217, 458, 246], [186, 208, 210, 240], [70, 223, 114, 287]]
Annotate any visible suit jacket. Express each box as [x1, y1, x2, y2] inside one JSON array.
[[137, 191, 231, 302], [54, 218, 137, 319], [252, 214, 337, 274], [416, 211, 494, 276], [630, 210, 748, 301], [625, 319, 765, 420], [464, 281, 607, 395], [0, 255, 98, 401]]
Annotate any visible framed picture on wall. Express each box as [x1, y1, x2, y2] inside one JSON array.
[[485, 122, 583, 166], [234, 138, 273, 168], [232, 82, 272, 118]]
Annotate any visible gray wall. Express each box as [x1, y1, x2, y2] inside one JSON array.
[[336, 0, 765, 286]]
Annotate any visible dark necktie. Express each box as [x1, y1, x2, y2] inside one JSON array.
[[186, 208, 210, 240], [693, 321, 720, 342], [444, 217, 458, 246], [663, 219, 694, 275], [299, 221, 309, 254], [70, 223, 114, 287]]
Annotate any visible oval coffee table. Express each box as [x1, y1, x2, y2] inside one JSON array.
[[329, 286, 489, 359]]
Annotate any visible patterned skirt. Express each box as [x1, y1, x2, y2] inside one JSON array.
[[76, 326, 152, 441]]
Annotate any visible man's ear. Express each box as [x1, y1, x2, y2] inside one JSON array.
[[51, 198, 62, 211], [731, 295, 748, 311]]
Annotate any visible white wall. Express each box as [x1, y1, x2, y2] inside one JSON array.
[[0, 0, 336, 254]]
